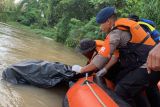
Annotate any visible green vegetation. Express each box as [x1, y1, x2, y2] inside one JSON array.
[[7, 21, 55, 38], [0, 0, 160, 48]]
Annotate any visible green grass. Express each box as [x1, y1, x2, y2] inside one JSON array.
[[6, 21, 55, 39]]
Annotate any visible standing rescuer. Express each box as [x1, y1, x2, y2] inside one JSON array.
[[72, 6, 159, 106]]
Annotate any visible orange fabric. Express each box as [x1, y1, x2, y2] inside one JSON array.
[[113, 50, 119, 58], [144, 37, 156, 46], [115, 18, 136, 27], [95, 40, 104, 52], [115, 18, 156, 46], [158, 81, 160, 91], [67, 76, 118, 107], [95, 40, 119, 58], [87, 40, 118, 64], [98, 36, 111, 57], [95, 40, 104, 46], [105, 79, 115, 90]]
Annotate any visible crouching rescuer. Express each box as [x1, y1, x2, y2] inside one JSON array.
[[72, 7, 160, 106]]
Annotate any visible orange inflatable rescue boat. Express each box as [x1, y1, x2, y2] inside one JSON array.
[[63, 74, 131, 107]]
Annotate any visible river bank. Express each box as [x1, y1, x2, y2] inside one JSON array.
[[6, 21, 55, 39]]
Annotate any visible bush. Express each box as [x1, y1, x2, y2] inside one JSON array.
[[17, 8, 40, 26], [55, 17, 71, 43]]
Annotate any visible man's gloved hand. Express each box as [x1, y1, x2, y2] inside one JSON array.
[[72, 65, 82, 74], [96, 68, 107, 77]]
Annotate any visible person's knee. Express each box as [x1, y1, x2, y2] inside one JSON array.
[[115, 84, 129, 99], [115, 84, 136, 106]]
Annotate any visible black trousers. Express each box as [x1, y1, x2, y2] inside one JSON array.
[[114, 68, 149, 106], [114, 68, 160, 107], [146, 71, 160, 107], [105, 62, 160, 107]]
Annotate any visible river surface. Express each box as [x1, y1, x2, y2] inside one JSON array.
[[0, 22, 86, 107]]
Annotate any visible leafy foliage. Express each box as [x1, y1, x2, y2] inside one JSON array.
[[0, 0, 16, 22], [2, 0, 160, 47]]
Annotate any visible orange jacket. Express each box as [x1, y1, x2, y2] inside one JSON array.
[[98, 18, 156, 69], [95, 40, 119, 58]]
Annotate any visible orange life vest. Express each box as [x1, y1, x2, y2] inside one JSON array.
[[115, 18, 156, 46], [114, 18, 156, 69], [87, 40, 119, 64]]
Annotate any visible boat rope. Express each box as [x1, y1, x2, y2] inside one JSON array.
[[85, 73, 107, 107]]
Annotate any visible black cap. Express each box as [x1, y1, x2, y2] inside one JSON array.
[[76, 39, 96, 54], [96, 7, 116, 24]]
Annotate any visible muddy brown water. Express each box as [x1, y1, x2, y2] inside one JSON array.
[[0, 22, 86, 107]]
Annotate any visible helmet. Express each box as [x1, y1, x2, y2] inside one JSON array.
[[96, 7, 116, 24]]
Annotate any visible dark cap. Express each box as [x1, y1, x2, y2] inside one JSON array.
[[96, 7, 116, 24], [76, 39, 96, 54]]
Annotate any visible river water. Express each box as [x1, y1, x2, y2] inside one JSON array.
[[0, 22, 86, 107]]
